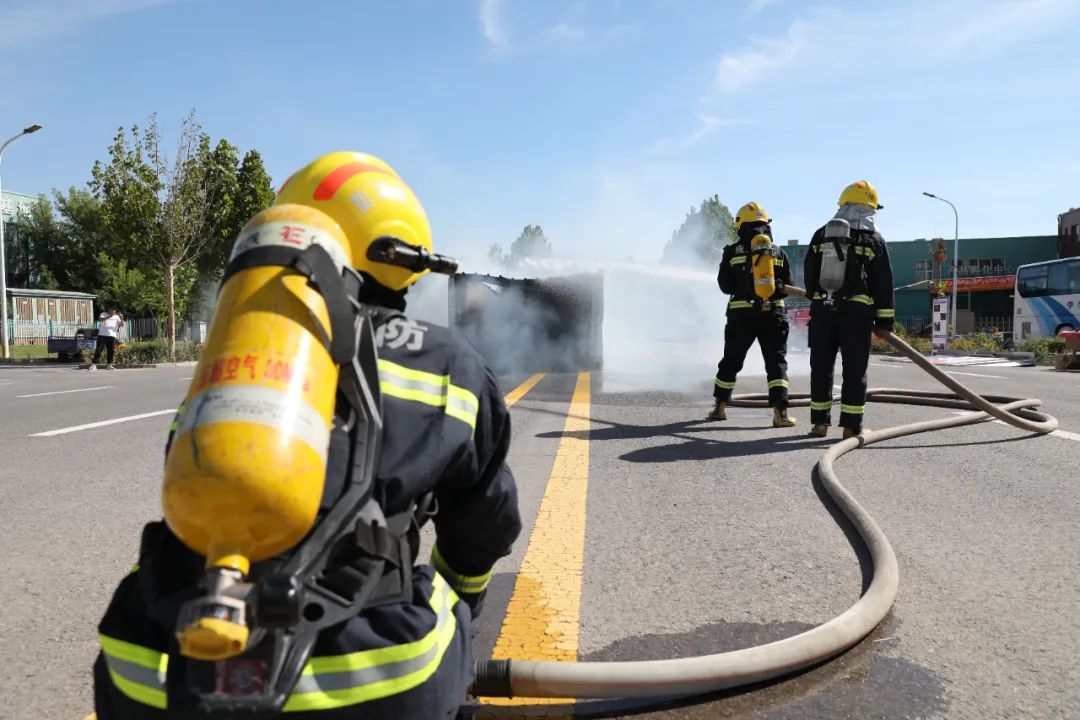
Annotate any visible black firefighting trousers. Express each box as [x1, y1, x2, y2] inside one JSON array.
[[713, 308, 790, 407], [809, 302, 874, 430]]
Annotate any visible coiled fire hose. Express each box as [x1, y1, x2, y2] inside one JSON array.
[[473, 331, 1057, 700]]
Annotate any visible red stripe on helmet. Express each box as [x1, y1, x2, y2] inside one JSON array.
[[312, 162, 392, 201]]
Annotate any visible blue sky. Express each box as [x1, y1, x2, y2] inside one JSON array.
[[1, 0, 1078, 265]]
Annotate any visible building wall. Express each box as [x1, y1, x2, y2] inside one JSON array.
[[1059, 207, 1080, 257], [782, 235, 1059, 328]]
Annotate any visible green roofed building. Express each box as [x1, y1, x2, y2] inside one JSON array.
[[780, 235, 1058, 334]]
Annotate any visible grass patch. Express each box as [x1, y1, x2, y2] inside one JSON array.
[[9, 344, 50, 360]]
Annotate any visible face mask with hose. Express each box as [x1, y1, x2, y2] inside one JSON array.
[[160, 155, 457, 716]]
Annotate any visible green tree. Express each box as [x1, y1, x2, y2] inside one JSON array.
[[507, 224, 552, 268], [19, 191, 106, 292], [197, 139, 240, 276], [661, 195, 736, 267], [90, 110, 225, 359]]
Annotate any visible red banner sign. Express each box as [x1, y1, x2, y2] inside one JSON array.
[[937, 275, 1015, 293]]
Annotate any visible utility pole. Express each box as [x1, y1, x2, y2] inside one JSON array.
[[922, 192, 959, 340], [0, 124, 44, 359]]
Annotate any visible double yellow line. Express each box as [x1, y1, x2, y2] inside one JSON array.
[[485, 371, 592, 706]]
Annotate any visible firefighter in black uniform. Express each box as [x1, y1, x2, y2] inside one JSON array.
[[804, 180, 895, 439], [708, 202, 796, 428], [93, 153, 522, 720]]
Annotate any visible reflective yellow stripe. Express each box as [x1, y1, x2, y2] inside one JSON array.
[[855, 246, 876, 260], [812, 293, 827, 300], [431, 544, 492, 595], [767, 379, 789, 389], [847, 295, 873, 306], [377, 360, 479, 432], [714, 379, 736, 390], [98, 578, 460, 714], [284, 574, 459, 711], [99, 635, 168, 710], [840, 404, 864, 415], [876, 308, 895, 318], [729, 255, 748, 265], [728, 300, 753, 309], [169, 402, 186, 433], [810, 400, 833, 411]]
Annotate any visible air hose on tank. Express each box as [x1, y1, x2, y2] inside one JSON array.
[[473, 331, 1057, 701]]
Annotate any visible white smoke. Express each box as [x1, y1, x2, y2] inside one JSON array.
[[405, 253, 810, 394]]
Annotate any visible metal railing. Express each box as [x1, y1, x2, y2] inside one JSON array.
[[973, 316, 1013, 334]]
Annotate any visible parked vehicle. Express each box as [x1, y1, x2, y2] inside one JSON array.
[[47, 327, 98, 361]]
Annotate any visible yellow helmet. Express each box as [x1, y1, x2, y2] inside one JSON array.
[[275, 151, 433, 290], [838, 180, 883, 209], [735, 202, 770, 228]]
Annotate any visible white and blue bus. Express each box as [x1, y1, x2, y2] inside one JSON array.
[[1014, 257, 1080, 340]]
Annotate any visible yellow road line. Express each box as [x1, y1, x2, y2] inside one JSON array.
[[504, 373, 546, 408], [484, 372, 591, 705]]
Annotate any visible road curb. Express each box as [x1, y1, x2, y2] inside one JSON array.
[[77, 360, 199, 370]]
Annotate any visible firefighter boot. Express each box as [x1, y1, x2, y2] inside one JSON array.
[[842, 427, 865, 439], [706, 400, 727, 421], [809, 424, 828, 438], [772, 407, 797, 428]]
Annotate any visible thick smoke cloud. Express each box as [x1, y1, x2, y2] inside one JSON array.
[[405, 255, 809, 393]]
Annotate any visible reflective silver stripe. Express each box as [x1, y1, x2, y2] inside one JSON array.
[[377, 360, 479, 432], [714, 379, 736, 389], [841, 404, 865, 415], [810, 401, 833, 411], [288, 578, 455, 696], [767, 379, 789, 389], [105, 654, 167, 693], [229, 220, 351, 271], [177, 385, 331, 462]]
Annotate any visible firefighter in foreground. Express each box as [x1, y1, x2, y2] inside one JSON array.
[[709, 202, 796, 428], [804, 180, 895, 438], [93, 152, 522, 719]]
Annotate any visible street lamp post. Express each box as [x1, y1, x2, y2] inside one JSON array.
[[0, 124, 43, 359], [922, 191, 959, 340]]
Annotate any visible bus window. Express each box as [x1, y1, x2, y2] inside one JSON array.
[[1048, 260, 1080, 294], [1017, 265, 1048, 297]]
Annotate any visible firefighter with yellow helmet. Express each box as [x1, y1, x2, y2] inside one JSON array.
[[708, 201, 796, 428], [804, 180, 895, 438], [93, 152, 522, 719]]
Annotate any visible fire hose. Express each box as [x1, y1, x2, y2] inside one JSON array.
[[473, 330, 1057, 701]]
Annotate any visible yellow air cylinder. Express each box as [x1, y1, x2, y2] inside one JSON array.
[[162, 203, 353, 585], [751, 233, 776, 307]]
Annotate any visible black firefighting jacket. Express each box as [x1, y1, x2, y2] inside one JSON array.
[[95, 282, 522, 716], [717, 221, 793, 312], [804, 224, 896, 331]]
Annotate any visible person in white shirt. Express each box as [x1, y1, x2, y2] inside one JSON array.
[[90, 305, 124, 371]]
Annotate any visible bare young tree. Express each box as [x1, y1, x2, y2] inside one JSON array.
[[93, 110, 225, 359]]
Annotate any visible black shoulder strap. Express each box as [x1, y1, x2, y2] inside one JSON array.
[[221, 245, 360, 364]]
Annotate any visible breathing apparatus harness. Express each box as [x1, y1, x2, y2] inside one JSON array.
[[172, 237, 458, 717], [816, 217, 873, 308]]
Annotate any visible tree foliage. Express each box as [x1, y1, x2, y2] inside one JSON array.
[[15, 111, 274, 356], [660, 195, 736, 267]]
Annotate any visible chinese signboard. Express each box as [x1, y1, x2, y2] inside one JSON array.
[[931, 297, 950, 355], [937, 275, 1016, 293]]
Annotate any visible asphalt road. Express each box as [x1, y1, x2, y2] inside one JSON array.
[[0, 355, 1077, 720]]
